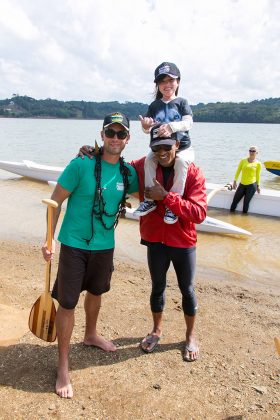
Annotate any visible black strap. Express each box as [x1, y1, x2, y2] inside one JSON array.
[[83, 148, 130, 245]]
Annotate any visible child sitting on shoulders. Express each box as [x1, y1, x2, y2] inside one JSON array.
[[134, 62, 194, 224]]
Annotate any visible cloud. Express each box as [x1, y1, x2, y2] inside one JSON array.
[[0, 1, 39, 40], [0, 0, 279, 104]]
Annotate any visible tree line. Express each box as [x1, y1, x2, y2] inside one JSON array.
[[0, 95, 279, 123]]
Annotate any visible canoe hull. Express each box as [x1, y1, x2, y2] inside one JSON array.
[[266, 168, 280, 176], [47, 182, 252, 236], [0, 160, 63, 182], [1, 160, 279, 218], [264, 161, 280, 177], [124, 208, 251, 236], [206, 183, 280, 218]]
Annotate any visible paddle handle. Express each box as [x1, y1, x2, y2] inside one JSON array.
[[42, 199, 58, 292]]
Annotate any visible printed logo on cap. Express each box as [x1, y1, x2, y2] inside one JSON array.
[[110, 113, 124, 124], [158, 65, 171, 75]]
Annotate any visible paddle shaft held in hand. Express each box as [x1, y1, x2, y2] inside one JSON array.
[[28, 198, 58, 342], [42, 198, 58, 293]]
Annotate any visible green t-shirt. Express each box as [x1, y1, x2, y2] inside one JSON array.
[[57, 156, 138, 250]]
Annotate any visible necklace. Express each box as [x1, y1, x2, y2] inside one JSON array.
[[83, 148, 130, 245]]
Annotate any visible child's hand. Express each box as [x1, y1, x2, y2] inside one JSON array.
[[139, 115, 156, 131], [157, 124, 172, 137]]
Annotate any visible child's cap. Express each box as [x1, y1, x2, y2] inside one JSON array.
[[103, 112, 130, 131], [154, 62, 180, 83], [150, 124, 177, 148]]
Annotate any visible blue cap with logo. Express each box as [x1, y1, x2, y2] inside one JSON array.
[[154, 62, 181, 83]]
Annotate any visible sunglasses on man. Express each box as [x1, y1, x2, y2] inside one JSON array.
[[104, 128, 128, 140], [151, 144, 173, 153]]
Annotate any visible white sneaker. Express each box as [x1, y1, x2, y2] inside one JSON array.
[[133, 200, 156, 216], [164, 208, 178, 224]]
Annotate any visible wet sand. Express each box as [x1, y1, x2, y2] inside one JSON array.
[[0, 176, 280, 419]]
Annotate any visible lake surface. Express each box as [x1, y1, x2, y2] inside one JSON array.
[[0, 118, 279, 189], [0, 118, 279, 295]]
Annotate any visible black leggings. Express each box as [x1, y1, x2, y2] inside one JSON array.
[[147, 243, 197, 316], [230, 182, 257, 213]]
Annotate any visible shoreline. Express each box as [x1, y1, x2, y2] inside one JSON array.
[[1, 115, 280, 124], [0, 238, 279, 419]]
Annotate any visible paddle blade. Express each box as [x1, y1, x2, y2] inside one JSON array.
[[28, 293, 57, 342], [274, 337, 280, 355]]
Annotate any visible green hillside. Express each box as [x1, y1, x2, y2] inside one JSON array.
[[0, 95, 279, 123]]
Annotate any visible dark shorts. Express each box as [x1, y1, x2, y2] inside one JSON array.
[[52, 244, 114, 310]]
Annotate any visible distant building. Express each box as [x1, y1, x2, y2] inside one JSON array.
[[3, 101, 17, 113]]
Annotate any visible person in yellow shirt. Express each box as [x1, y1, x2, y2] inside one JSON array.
[[230, 146, 262, 213]]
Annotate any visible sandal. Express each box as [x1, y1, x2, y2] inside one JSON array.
[[140, 334, 161, 353]]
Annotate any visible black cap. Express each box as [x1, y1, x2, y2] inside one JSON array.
[[150, 124, 177, 148], [154, 62, 180, 83], [103, 112, 130, 130]]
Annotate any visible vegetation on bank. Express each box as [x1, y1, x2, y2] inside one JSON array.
[[0, 95, 279, 123]]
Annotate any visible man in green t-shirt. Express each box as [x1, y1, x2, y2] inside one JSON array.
[[42, 112, 138, 399]]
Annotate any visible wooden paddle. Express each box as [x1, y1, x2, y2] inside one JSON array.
[[28, 198, 58, 342], [274, 337, 280, 355]]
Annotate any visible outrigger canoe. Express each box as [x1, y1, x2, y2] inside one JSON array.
[[206, 182, 280, 218], [46, 181, 251, 236], [0, 160, 63, 182], [124, 208, 251, 236], [0, 159, 253, 236], [0, 159, 279, 218], [264, 161, 280, 177]]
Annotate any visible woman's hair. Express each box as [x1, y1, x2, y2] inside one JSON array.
[[154, 74, 180, 100]]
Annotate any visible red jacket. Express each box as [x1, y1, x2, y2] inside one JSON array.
[[131, 157, 207, 248]]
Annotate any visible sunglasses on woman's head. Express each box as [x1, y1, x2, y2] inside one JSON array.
[[151, 144, 173, 153], [249, 149, 257, 153], [104, 128, 128, 140]]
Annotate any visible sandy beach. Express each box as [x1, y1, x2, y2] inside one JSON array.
[[0, 231, 279, 419]]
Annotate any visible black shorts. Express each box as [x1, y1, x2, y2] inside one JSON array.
[[52, 244, 114, 310]]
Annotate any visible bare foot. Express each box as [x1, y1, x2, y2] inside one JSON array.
[[183, 337, 199, 362], [56, 368, 73, 399], [83, 335, 117, 351]]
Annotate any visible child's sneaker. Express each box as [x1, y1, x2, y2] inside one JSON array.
[[164, 208, 178, 224], [133, 200, 156, 216]]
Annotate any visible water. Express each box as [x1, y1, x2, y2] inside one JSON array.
[[0, 118, 279, 189], [0, 118, 279, 294]]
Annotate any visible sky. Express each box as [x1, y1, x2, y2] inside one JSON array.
[[0, 0, 279, 105]]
